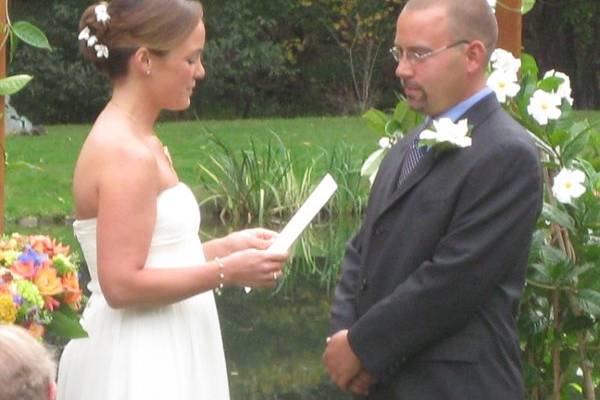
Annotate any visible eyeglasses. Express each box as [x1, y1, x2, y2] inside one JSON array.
[[390, 40, 470, 65]]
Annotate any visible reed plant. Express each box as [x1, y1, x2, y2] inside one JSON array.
[[197, 132, 370, 226], [323, 144, 370, 217], [197, 132, 291, 225], [196, 132, 371, 290], [283, 219, 360, 291]]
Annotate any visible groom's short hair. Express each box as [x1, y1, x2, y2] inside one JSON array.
[[404, 0, 498, 61]]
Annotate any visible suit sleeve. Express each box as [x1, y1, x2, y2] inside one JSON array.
[[330, 229, 363, 334], [347, 141, 542, 378]]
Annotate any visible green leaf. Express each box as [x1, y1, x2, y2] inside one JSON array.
[[520, 53, 539, 79], [542, 202, 576, 232], [9, 28, 18, 63], [574, 159, 600, 196], [529, 264, 553, 285], [582, 203, 600, 228], [560, 120, 593, 163], [385, 119, 402, 136], [11, 21, 51, 50], [362, 108, 389, 135], [392, 100, 409, 122], [566, 263, 596, 282], [0, 75, 33, 95], [46, 305, 88, 339], [538, 76, 563, 92], [548, 130, 569, 147], [578, 251, 600, 290], [528, 229, 545, 263], [575, 159, 598, 185], [578, 289, 600, 317], [400, 109, 424, 133], [521, 0, 536, 14], [562, 315, 595, 333], [517, 79, 537, 121], [567, 383, 583, 395], [563, 130, 591, 164], [569, 120, 592, 136], [539, 245, 575, 283]]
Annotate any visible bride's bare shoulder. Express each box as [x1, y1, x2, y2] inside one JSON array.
[[74, 116, 158, 190], [80, 117, 154, 166]]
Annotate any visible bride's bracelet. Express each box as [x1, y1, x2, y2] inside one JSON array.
[[214, 257, 225, 295]]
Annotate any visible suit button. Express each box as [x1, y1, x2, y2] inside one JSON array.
[[360, 278, 368, 291]]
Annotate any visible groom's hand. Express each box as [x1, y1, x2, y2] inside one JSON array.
[[322, 330, 362, 391], [349, 370, 376, 396]]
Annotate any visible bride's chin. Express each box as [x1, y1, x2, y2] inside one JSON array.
[[165, 99, 192, 112]]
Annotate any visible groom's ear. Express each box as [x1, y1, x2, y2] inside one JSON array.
[[464, 40, 488, 74], [131, 47, 152, 77]]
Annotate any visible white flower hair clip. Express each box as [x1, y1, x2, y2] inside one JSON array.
[[78, 25, 109, 59], [94, 44, 109, 59], [87, 35, 98, 47], [78, 26, 91, 41], [95, 3, 111, 24]]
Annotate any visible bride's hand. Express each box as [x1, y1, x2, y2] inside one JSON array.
[[225, 228, 278, 253], [221, 248, 287, 288]]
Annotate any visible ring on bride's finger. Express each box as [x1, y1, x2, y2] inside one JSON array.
[[273, 271, 278, 280]]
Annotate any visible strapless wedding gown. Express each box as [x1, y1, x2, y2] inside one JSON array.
[[57, 183, 230, 399]]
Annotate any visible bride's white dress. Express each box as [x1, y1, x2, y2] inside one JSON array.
[[57, 183, 230, 399]]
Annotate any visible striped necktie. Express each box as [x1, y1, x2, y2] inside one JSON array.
[[398, 119, 431, 186]]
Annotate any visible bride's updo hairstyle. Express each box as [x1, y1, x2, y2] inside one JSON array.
[[78, 0, 203, 79]]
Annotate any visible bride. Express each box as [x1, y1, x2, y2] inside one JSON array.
[[57, 1, 288, 399]]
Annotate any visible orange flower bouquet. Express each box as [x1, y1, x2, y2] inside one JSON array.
[[0, 233, 87, 340]]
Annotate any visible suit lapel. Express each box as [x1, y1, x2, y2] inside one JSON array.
[[372, 93, 501, 223], [381, 119, 430, 195], [376, 135, 412, 199], [383, 148, 436, 210]]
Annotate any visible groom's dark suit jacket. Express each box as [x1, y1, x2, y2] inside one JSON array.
[[331, 93, 543, 399]]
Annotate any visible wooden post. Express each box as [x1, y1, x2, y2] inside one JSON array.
[[496, 0, 522, 57], [0, 0, 6, 234]]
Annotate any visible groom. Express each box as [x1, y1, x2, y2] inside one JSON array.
[[324, 0, 543, 399]]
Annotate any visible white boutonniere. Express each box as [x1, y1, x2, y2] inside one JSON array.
[[418, 118, 472, 153]]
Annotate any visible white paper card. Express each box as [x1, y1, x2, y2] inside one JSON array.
[[269, 173, 338, 253]]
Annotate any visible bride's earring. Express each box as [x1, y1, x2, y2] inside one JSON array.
[[145, 60, 151, 76]]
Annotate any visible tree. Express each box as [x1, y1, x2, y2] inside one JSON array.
[[524, 0, 600, 109], [199, 0, 300, 118], [298, 0, 405, 113]]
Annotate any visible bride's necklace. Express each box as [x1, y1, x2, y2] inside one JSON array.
[[108, 101, 174, 170]]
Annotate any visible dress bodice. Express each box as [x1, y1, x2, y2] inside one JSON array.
[[59, 182, 230, 400], [74, 182, 206, 295]]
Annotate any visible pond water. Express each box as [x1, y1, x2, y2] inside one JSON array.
[[218, 283, 351, 400], [6, 220, 357, 399]]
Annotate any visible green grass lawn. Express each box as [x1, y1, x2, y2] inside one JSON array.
[[5, 110, 600, 222], [4, 116, 378, 222]]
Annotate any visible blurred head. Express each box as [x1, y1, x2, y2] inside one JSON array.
[[78, 0, 205, 110], [0, 325, 57, 400], [393, 0, 497, 116]]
